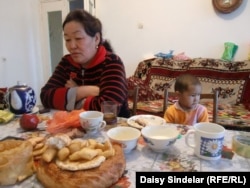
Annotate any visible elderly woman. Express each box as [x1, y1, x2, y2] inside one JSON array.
[[40, 9, 130, 118]]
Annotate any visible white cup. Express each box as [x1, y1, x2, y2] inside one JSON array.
[[185, 122, 225, 160], [79, 111, 106, 135]]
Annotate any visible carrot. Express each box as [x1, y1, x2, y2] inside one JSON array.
[[46, 109, 84, 134]]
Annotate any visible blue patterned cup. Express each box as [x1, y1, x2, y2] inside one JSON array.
[[185, 122, 225, 160]]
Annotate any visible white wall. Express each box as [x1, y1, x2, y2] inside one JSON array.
[[0, 0, 43, 105], [96, 0, 250, 77], [0, 0, 249, 107]]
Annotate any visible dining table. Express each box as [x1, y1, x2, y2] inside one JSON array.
[[1, 110, 250, 188]]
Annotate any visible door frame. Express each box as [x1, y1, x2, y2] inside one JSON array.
[[40, 0, 69, 83], [40, 0, 95, 83]]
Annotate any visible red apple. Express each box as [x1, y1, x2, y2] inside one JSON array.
[[19, 114, 39, 130]]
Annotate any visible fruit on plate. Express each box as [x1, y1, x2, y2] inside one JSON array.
[[20, 114, 39, 130]]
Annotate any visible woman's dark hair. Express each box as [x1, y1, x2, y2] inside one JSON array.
[[62, 9, 113, 52], [102, 39, 114, 53]]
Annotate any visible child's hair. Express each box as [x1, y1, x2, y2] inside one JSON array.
[[174, 74, 201, 93]]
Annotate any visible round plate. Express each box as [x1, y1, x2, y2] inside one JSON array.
[[127, 115, 166, 129], [15, 106, 39, 117]]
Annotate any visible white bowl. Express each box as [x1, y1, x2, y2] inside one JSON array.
[[106, 126, 141, 153], [141, 125, 179, 152]]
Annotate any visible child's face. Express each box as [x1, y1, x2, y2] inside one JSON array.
[[177, 84, 202, 111]]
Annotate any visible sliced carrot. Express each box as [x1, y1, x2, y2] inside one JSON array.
[[46, 109, 84, 134]]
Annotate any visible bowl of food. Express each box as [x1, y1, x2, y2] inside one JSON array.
[[127, 115, 166, 129], [232, 135, 250, 158], [106, 126, 141, 153], [141, 125, 179, 152]]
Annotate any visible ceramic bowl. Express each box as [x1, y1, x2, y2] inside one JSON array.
[[141, 125, 179, 152], [106, 126, 141, 153]]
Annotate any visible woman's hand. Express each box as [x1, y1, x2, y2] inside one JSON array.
[[65, 78, 78, 88], [76, 86, 100, 101]]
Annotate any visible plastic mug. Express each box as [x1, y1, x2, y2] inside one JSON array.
[[185, 122, 225, 160], [79, 111, 106, 135]]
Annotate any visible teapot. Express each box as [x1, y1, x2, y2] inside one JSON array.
[[7, 82, 36, 114]]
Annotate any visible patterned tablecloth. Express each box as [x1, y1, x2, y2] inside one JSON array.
[[1, 114, 250, 188]]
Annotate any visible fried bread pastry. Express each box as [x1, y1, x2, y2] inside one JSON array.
[[36, 143, 125, 188], [135, 118, 148, 127], [0, 139, 34, 185]]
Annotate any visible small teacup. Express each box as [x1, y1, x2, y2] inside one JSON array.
[[185, 122, 225, 160], [79, 111, 106, 135]]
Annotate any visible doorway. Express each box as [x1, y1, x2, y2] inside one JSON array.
[[40, 0, 95, 83]]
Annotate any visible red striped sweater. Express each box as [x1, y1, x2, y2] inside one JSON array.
[[40, 46, 130, 118]]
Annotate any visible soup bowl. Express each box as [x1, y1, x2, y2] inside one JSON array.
[[107, 126, 141, 153], [141, 125, 179, 152]]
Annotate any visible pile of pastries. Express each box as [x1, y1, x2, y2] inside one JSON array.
[[0, 133, 126, 188]]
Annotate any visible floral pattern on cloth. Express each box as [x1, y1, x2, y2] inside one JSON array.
[[157, 154, 199, 172], [136, 125, 200, 172], [139, 124, 234, 173], [127, 76, 163, 101], [0, 116, 245, 188], [201, 100, 250, 129], [130, 57, 250, 104]]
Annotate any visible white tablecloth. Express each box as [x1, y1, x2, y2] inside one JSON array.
[[1, 114, 250, 188]]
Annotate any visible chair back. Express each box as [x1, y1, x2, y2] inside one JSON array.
[[128, 86, 139, 116], [200, 90, 219, 123]]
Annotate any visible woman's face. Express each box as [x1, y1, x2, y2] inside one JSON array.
[[63, 21, 100, 66], [177, 84, 202, 111]]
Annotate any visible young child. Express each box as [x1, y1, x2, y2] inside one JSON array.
[[163, 74, 209, 125]]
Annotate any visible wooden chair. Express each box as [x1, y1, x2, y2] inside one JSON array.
[[200, 90, 219, 123], [128, 86, 168, 117], [163, 88, 219, 123], [128, 86, 139, 116], [163, 87, 167, 114], [163, 87, 176, 114]]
